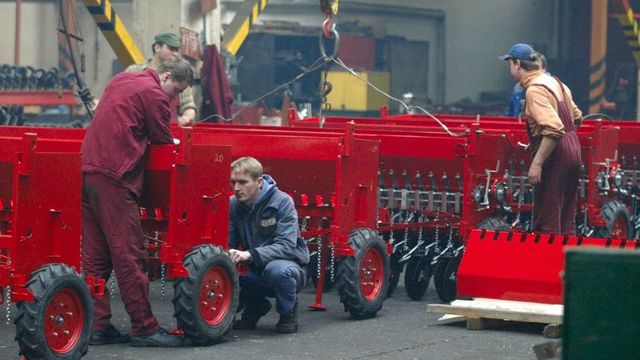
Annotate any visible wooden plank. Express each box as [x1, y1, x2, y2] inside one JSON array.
[[427, 298, 563, 325]]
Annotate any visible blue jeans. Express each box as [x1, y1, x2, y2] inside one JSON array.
[[240, 259, 306, 314]]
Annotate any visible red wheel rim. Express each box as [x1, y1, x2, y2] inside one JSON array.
[[360, 247, 384, 301], [199, 266, 232, 325], [612, 217, 628, 239], [44, 288, 84, 354]]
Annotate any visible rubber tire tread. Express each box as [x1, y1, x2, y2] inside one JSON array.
[[336, 229, 389, 320], [476, 217, 511, 231], [593, 200, 634, 239], [173, 245, 239, 346], [15, 264, 92, 360]]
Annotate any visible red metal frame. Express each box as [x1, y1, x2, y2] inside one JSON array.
[[0, 133, 88, 302], [457, 229, 639, 303], [189, 123, 380, 309], [291, 113, 626, 236], [0, 90, 77, 106], [289, 111, 640, 303], [141, 128, 232, 279]]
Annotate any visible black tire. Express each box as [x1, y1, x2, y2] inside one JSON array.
[[173, 245, 239, 346], [15, 264, 92, 360], [308, 253, 335, 292], [404, 256, 432, 301], [593, 200, 634, 239], [336, 229, 389, 320], [476, 217, 511, 231], [433, 257, 452, 303], [386, 254, 402, 298], [438, 255, 462, 303]]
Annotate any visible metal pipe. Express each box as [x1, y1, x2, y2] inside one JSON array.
[[15, 0, 21, 65]]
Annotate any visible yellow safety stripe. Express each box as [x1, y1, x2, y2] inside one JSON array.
[[83, 0, 144, 67], [222, 0, 269, 55], [589, 0, 608, 113]]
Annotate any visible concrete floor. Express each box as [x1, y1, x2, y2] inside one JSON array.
[[0, 278, 546, 360]]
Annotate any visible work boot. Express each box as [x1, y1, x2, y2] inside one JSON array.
[[130, 328, 184, 347], [89, 324, 130, 346], [233, 298, 272, 330], [275, 301, 298, 334]]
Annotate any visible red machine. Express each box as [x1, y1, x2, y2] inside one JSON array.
[[0, 126, 239, 358], [190, 123, 390, 318], [290, 111, 639, 304], [0, 132, 100, 360]]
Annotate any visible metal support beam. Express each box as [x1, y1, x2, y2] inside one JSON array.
[[15, 0, 21, 65], [222, 0, 268, 55], [589, 0, 608, 114], [612, 0, 640, 120], [613, 0, 640, 64], [83, 0, 144, 67]]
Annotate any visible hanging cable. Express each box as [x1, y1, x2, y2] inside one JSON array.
[[330, 57, 468, 137], [59, 0, 95, 118]]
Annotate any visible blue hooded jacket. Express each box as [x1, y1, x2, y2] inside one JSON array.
[[229, 175, 310, 269]]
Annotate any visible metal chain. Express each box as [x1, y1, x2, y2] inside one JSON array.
[[434, 213, 440, 253], [160, 264, 166, 300], [5, 286, 11, 326], [403, 221, 410, 252], [330, 244, 335, 283], [316, 237, 322, 282], [109, 270, 116, 298], [418, 225, 426, 256], [318, 70, 332, 128], [79, 234, 83, 274]]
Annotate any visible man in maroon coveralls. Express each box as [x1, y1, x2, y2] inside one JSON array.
[[500, 43, 583, 235], [82, 56, 193, 347]]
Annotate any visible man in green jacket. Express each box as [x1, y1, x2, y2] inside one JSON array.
[[126, 33, 197, 126]]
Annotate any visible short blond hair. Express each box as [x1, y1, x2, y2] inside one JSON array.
[[231, 157, 263, 180]]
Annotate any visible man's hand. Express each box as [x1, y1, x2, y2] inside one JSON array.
[[528, 162, 543, 185], [228, 249, 252, 263], [178, 109, 196, 127], [178, 115, 193, 127]]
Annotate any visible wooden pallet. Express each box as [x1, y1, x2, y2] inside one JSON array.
[[427, 298, 563, 338]]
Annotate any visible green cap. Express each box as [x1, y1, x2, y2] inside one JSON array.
[[154, 32, 181, 48]]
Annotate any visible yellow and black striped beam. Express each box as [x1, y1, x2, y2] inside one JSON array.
[[589, 0, 608, 114], [222, 0, 268, 56], [83, 0, 144, 67], [614, 0, 640, 64]]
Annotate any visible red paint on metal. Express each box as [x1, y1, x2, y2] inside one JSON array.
[[360, 246, 384, 301], [44, 288, 84, 354], [199, 266, 233, 326]]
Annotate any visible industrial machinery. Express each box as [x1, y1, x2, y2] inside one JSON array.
[[190, 123, 390, 318], [0, 126, 239, 359], [290, 110, 639, 303], [0, 130, 100, 360]]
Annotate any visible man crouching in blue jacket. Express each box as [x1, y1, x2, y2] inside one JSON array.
[[228, 157, 310, 333]]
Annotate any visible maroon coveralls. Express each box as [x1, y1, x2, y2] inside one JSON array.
[[526, 78, 582, 235], [81, 68, 173, 336]]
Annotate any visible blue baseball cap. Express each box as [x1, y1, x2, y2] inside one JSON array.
[[499, 43, 535, 61]]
